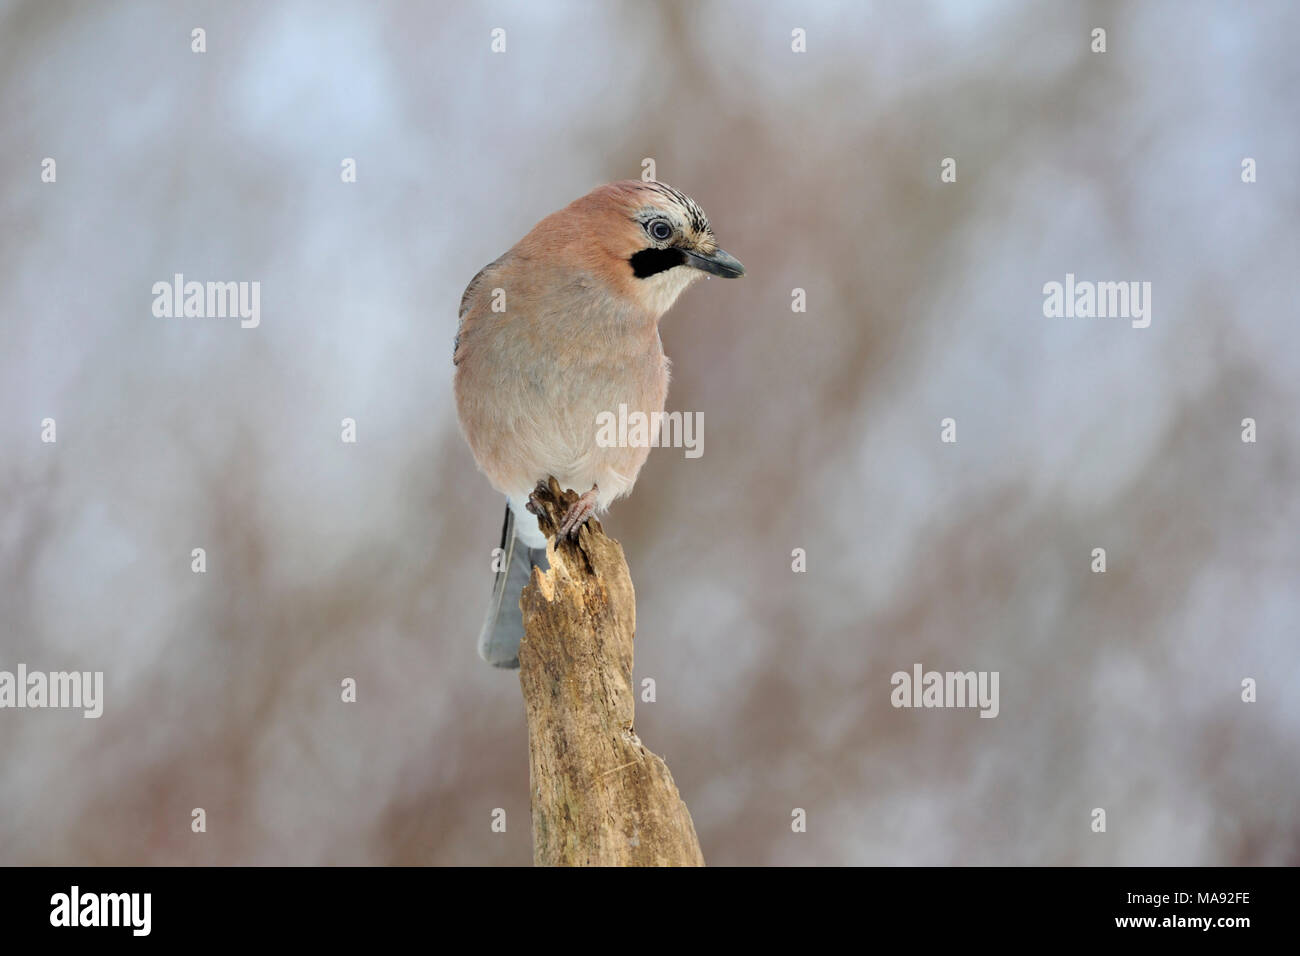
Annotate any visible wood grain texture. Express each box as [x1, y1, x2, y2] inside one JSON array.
[[518, 478, 704, 867]]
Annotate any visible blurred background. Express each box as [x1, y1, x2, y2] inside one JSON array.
[[1, 0, 1297, 865]]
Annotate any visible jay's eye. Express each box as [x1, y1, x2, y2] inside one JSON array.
[[648, 219, 673, 242]]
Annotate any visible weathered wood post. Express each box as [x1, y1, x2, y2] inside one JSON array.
[[517, 478, 704, 866]]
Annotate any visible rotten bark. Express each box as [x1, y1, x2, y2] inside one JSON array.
[[517, 477, 704, 867]]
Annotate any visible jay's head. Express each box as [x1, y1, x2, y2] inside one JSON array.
[[517, 180, 745, 318]]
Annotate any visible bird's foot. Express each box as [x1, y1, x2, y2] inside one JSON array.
[[558, 485, 599, 540], [526, 481, 549, 518]]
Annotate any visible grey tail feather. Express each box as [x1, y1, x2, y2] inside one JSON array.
[[477, 502, 549, 668]]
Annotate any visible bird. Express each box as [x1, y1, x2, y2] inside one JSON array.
[[453, 180, 745, 667]]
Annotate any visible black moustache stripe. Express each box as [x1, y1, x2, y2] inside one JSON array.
[[630, 247, 686, 278]]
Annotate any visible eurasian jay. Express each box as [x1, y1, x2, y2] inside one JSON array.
[[453, 180, 744, 666]]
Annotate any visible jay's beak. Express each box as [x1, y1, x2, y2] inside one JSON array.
[[683, 247, 745, 278]]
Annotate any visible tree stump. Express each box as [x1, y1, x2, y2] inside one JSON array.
[[517, 477, 704, 866]]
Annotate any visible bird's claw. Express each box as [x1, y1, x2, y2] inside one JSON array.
[[526, 481, 548, 517], [558, 487, 599, 540]]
